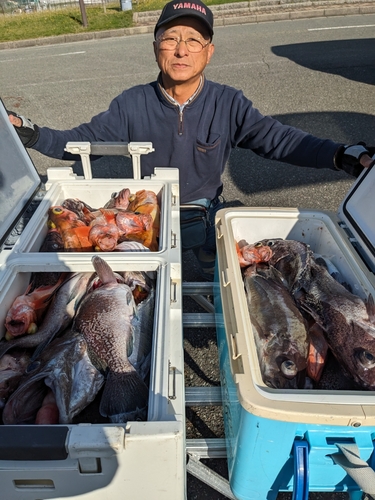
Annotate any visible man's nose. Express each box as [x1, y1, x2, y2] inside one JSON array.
[[175, 39, 189, 55]]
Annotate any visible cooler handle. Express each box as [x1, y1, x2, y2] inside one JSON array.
[[64, 141, 154, 180], [292, 440, 309, 500]]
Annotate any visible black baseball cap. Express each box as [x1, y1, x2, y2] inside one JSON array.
[[154, 0, 214, 39]]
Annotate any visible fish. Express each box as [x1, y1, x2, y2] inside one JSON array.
[[61, 226, 93, 252], [295, 259, 375, 390], [35, 390, 59, 425], [113, 241, 150, 252], [30, 230, 65, 290], [121, 270, 153, 304], [48, 206, 93, 251], [314, 254, 352, 292], [127, 190, 160, 251], [2, 330, 104, 425], [306, 320, 329, 383], [104, 188, 131, 210], [4, 274, 66, 338], [73, 256, 150, 422], [29, 271, 64, 292], [236, 240, 273, 268], [115, 211, 155, 249], [0, 272, 93, 360], [62, 198, 97, 224], [243, 263, 309, 389], [48, 205, 87, 231], [0, 351, 30, 409], [88, 223, 120, 252], [259, 238, 314, 294], [39, 228, 65, 253], [128, 189, 159, 225], [128, 282, 155, 385]]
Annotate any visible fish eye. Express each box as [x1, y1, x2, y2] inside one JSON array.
[[26, 360, 41, 374], [52, 207, 64, 215], [280, 359, 297, 378], [357, 350, 375, 369], [266, 240, 274, 246], [111, 192, 118, 199]]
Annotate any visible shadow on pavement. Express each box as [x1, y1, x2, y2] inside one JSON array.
[[272, 38, 375, 86]]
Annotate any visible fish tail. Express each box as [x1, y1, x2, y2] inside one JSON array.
[[99, 369, 149, 419]]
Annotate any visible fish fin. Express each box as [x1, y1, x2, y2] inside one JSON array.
[[366, 294, 375, 322], [91, 256, 117, 285], [99, 370, 149, 419], [28, 335, 57, 366]]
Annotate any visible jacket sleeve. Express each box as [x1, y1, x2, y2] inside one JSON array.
[[33, 95, 128, 159], [232, 90, 340, 170]]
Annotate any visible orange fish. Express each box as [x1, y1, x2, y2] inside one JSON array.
[[307, 321, 329, 383], [89, 224, 120, 252], [116, 211, 155, 250], [48, 206, 93, 251], [48, 206, 87, 231], [236, 241, 273, 268], [5, 275, 66, 337], [128, 190, 160, 250], [61, 226, 93, 252]]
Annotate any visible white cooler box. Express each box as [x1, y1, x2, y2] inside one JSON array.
[[214, 164, 375, 499], [0, 101, 186, 499]]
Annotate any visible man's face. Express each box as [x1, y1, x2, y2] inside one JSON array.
[[153, 17, 214, 87]]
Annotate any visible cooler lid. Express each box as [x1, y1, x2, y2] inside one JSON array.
[[338, 163, 375, 272], [0, 99, 41, 247]]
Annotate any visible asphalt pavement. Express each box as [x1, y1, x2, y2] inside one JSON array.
[[1, 6, 375, 500], [1, 0, 375, 50]]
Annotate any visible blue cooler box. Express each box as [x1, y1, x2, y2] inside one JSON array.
[[214, 166, 375, 500]]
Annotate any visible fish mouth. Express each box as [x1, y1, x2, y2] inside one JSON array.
[[5, 320, 29, 336]]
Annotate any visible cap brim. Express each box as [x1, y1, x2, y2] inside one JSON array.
[[155, 14, 213, 38]]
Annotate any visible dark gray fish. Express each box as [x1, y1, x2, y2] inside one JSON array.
[[314, 254, 352, 292], [0, 272, 93, 360], [296, 260, 375, 390], [2, 330, 104, 424], [243, 263, 309, 389], [129, 283, 155, 382], [0, 351, 30, 409], [73, 256, 149, 422], [257, 238, 314, 294], [39, 228, 64, 253]]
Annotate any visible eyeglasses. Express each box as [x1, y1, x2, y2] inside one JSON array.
[[156, 35, 210, 53]]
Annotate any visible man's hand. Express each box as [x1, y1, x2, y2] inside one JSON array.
[[7, 110, 40, 148], [334, 143, 375, 177]]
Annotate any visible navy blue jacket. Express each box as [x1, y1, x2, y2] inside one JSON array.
[[34, 75, 340, 203]]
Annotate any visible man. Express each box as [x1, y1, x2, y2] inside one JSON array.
[[7, 0, 375, 280]]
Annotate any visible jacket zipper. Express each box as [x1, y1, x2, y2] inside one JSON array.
[[178, 108, 183, 136]]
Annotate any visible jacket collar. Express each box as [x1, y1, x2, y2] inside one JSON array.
[[157, 73, 205, 109]]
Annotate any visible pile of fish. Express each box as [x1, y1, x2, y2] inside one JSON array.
[[236, 238, 375, 391], [0, 256, 155, 425], [43, 187, 160, 252]]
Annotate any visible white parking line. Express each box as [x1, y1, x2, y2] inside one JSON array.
[[0, 51, 86, 63], [308, 24, 375, 31]]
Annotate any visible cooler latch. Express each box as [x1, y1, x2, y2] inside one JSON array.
[[64, 141, 154, 180], [67, 425, 125, 458]]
